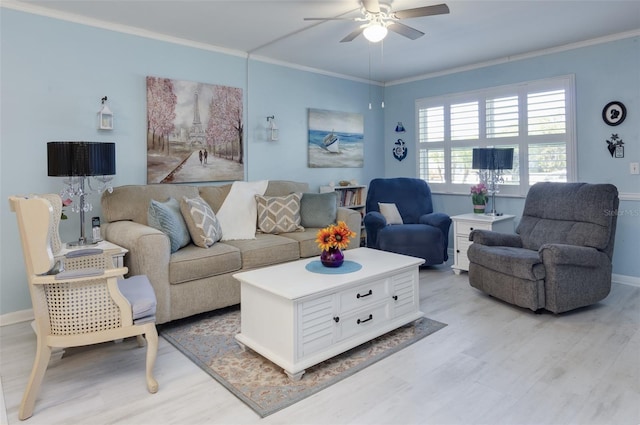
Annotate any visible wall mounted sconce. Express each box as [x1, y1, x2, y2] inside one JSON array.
[[98, 96, 113, 130], [267, 115, 279, 141], [395, 122, 406, 133]]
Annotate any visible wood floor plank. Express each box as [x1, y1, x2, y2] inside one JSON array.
[[1, 263, 638, 424]]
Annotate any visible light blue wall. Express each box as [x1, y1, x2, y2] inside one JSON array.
[[383, 36, 640, 278], [1, 8, 637, 318], [0, 9, 384, 316]]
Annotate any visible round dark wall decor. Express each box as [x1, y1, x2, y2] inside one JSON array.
[[602, 101, 626, 126]]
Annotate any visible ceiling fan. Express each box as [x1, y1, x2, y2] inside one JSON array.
[[304, 0, 450, 43]]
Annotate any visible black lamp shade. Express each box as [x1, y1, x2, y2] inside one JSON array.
[[47, 141, 116, 177], [472, 148, 514, 170]]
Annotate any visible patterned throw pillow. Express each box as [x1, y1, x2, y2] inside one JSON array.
[[147, 198, 191, 253], [255, 193, 304, 234], [179, 196, 222, 248]]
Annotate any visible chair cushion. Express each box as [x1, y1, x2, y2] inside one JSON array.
[[467, 244, 546, 281], [255, 193, 304, 234], [117, 275, 157, 323], [300, 192, 338, 228], [148, 198, 191, 253]]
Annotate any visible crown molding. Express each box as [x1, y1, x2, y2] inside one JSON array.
[[387, 29, 640, 86]]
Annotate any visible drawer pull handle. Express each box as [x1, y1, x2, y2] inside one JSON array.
[[357, 314, 373, 324], [356, 289, 373, 299], [333, 316, 340, 323], [392, 295, 398, 301]]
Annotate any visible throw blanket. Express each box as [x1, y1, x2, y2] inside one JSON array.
[[216, 180, 268, 240]]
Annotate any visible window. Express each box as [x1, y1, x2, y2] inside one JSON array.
[[416, 75, 576, 196]]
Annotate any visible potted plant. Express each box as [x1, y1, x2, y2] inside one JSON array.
[[470, 183, 488, 213]]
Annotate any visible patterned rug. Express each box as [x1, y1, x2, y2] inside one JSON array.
[[160, 305, 446, 417]]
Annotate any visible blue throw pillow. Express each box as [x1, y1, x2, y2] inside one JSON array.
[[148, 198, 191, 253], [300, 192, 338, 228]]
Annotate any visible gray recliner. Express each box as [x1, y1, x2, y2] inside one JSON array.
[[467, 182, 619, 314]]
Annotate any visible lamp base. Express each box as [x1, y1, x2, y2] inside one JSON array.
[[68, 238, 101, 247]]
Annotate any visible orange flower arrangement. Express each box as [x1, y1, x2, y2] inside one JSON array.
[[315, 221, 356, 251]]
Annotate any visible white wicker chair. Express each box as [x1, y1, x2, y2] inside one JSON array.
[[9, 194, 159, 420]]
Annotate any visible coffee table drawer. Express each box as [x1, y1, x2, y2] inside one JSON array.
[[336, 302, 390, 342], [338, 279, 388, 313]]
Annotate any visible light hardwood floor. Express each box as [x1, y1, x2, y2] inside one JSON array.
[[1, 263, 638, 425]]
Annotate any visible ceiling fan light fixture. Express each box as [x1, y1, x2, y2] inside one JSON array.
[[363, 22, 388, 43]]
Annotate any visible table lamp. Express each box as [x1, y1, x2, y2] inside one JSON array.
[[472, 148, 514, 216], [47, 141, 116, 246]]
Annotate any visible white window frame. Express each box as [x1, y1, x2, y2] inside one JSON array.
[[415, 75, 577, 197]]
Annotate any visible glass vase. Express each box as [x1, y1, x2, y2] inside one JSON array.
[[320, 247, 344, 268]]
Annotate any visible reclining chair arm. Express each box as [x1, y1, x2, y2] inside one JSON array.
[[469, 229, 523, 247], [419, 212, 450, 228], [363, 211, 387, 249], [540, 243, 606, 267]]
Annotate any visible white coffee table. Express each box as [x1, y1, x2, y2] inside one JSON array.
[[233, 247, 424, 380]]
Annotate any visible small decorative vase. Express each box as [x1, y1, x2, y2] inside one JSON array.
[[320, 247, 344, 268], [473, 205, 486, 214]]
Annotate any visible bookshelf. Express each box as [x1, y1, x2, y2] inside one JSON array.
[[319, 184, 367, 246]]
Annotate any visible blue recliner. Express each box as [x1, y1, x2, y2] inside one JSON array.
[[364, 178, 451, 266]]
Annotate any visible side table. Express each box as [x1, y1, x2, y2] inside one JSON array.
[[58, 240, 128, 268], [451, 213, 515, 275]]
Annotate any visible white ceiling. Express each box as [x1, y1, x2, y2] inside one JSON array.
[[7, 0, 640, 83]]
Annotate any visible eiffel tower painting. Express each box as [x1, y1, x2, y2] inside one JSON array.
[[189, 91, 206, 146], [147, 77, 244, 184]]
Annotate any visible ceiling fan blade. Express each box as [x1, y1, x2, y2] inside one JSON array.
[[340, 27, 364, 43], [393, 3, 450, 19], [388, 22, 425, 40], [362, 0, 380, 14], [304, 17, 354, 21]]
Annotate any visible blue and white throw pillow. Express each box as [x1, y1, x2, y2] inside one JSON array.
[[180, 196, 222, 248], [147, 197, 191, 253]]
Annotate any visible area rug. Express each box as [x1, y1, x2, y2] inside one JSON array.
[[160, 305, 446, 417]]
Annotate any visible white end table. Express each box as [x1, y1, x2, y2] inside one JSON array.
[[59, 240, 128, 268], [451, 213, 515, 275]]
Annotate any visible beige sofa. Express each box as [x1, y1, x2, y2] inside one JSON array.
[[101, 180, 361, 324]]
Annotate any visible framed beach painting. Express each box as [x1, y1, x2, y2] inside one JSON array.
[[308, 108, 364, 168], [146, 76, 244, 183]]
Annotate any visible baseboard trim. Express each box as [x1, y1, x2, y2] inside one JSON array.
[[612, 273, 640, 288], [0, 308, 34, 327], [1, 272, 638, 326]]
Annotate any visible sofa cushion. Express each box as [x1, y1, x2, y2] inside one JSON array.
[[467, 244, 546, 281], [169, 243, 241, 285], [147, 197, 191, 253], [256, 193, 304, 234], [264, 180, 310, 196], [180, 196, 223, 248], [279, 229, 323, 258], [199, 184, 232, 213], [217, 180, 268, 241], [300, 192, 338, 228], [223, 233, 300, 269], [102, 184, 199, 225]]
